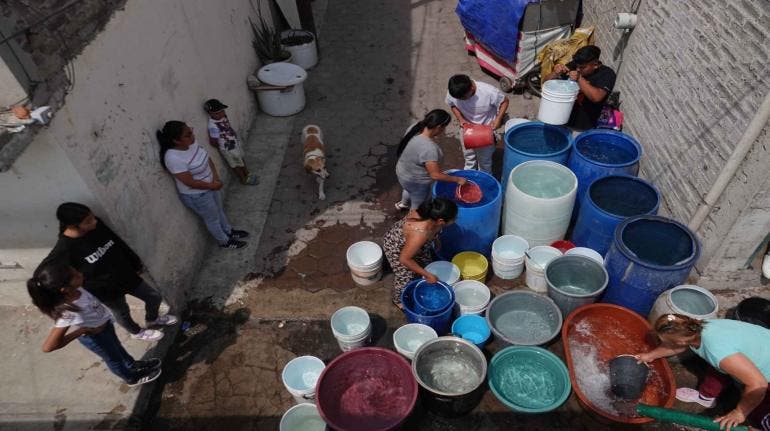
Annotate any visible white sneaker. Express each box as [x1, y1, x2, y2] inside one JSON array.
[[130, 329, 164, 341], [147, 314, 178, 326], [762, 253, 770, 278]]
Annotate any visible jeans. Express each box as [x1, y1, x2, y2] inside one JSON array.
[[178, 190, 232, 244], [460, 132, 495, 173], [78, 322, 139, 382], [397, 177, 433, 210], [699, 365, 770, 430], [102, 280, 162, 334]]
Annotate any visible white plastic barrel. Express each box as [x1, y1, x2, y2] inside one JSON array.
[[525, 246, 563, 293], [503, 160, 577, 247], [281, 356, 325, 404], [565, 247, 605, 265], [491, 235, 530, 279], [330, 306, 372, 352], [425, 261, 461, 285], [346, 241, 383, 286], [453, 280, 491, 315], [255, 62, 307, 117], [280, 403, 327, 431], [537, 79, 580, 125], [281, 29, 318, 70], [648, 285, 719, 325]]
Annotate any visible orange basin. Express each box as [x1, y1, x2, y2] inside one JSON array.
[[562, 303, 676, 424]]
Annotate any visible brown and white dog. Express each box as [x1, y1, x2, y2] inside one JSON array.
[[302, 125, 330, 200]]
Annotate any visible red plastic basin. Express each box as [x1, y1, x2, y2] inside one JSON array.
[[562, 303, 676, 424], [316, 347, 418, 431]]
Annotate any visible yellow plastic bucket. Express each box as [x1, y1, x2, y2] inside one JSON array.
[[452, 252, 489, 281]]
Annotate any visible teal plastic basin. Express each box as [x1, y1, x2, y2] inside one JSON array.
[[488, 346, 571, 413]]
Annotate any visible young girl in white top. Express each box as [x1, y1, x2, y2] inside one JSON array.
[[157, 120, 249, 249], [28, 263, 162, 386]]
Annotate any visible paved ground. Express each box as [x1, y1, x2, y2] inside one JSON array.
[[3, 0, 768, 430]]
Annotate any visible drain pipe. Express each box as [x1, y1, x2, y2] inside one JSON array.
[[688, 92, 770, 232]]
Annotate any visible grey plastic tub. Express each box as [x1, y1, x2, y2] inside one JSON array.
[[486, 291, 563, 346], [545, 255, 608, 317]]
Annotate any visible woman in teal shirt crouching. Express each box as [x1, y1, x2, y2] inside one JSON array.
[[638, 314, 770, 431]]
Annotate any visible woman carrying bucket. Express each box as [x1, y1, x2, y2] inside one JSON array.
[[394, 109, 466, 212], [383, 198, 457, 308], [637, 314, 770, 431]]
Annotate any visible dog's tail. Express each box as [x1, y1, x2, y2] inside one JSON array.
[[302, 124, 323, 142]]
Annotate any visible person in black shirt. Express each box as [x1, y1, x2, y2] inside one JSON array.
[[544, 45, 617, 130], [41, 203, 177, 341]]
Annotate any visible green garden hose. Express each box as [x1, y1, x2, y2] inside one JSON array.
[[637, 404, 749, 431]]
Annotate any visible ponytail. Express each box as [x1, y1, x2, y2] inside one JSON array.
[[157, 121, 187, 169], [27, 263, 79, 320], [396, 109, 452, 157], [415, 197, 457, 222], [55, 202, 91, 234]]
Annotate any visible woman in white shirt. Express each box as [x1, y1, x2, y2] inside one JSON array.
[[28, 263, 162, 386], [157, 121, 249, 249]]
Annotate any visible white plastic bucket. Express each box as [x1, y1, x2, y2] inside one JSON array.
[[537, 79, 579, 125], [255, 62, 307, 117], [648, 285, 719, 326], [392, 323, 438, 360], [425, 261, 461, 285], [565, 247, 604, 265], [281, 29, 318, 70], [346, 241, 383, 286], [453, 280, 491, 315], [330, 306, 371, 351], [503, 160, 577, 247], [525, 245, 563, 293], [491, 235, 530, 279], [280, 403, 327, 431], [281, 356, 325, 404]]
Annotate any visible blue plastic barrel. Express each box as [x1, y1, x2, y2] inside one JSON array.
[[502, 122, 571, 189], [602, 215, 701, 317], [567, 130, 642, 216], [401, 279, 454, 335], [571, 175, 660, 255], [433, 170, 502, 259]]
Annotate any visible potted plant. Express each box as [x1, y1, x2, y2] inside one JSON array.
[[280, 29, 318, 70], [249, 12, 291, 65]]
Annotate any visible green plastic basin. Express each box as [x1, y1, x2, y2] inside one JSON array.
[[488, 346, 571, 413]]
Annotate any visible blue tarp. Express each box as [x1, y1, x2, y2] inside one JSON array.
[[456, 0, 533, 63]]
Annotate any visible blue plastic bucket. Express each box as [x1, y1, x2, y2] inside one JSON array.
[[401, 279, 454, 335], [567, 130, 642, 216], [602, 215, 701, 316], [413, 280, 455, 315], [502, 122, 571, 189], [451, 314, 491, 348], [571, 175, 660, 256], [433, 170, 502, 259]]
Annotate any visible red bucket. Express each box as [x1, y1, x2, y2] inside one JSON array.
[[550, 240, 575, 253], [316, 348, 418, 431], [462, 123, 495, 149], [455, 180, 483, 204]]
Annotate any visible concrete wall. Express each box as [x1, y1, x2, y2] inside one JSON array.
[[582, 0, 770, 283], [0, 0, 272, 308]]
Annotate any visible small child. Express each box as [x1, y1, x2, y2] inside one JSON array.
[[28, 263, 162, 386], [445, 75, 509, 173], [204, 99, 259, 185]]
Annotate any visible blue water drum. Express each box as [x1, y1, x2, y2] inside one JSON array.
[[602, 215, 701, 317], [502, 121, 571, 189], [432, 170, 502, 259], [567, 129, 642, 216], [401, 279, 454, 335], [571, 175, 660, 256]]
